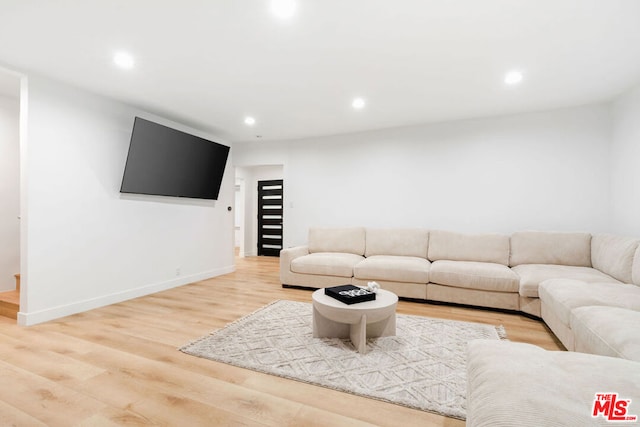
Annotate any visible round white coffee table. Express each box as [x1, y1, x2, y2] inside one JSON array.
[[312, 288, 398, 354]]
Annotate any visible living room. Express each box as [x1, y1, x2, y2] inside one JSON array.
[[0, 1, 639, 425]]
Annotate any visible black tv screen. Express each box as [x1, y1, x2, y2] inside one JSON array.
[[120, 117, 230, 200]]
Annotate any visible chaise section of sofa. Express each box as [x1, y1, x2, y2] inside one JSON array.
[[280, 227, 365, 288], [571, 306, 640, 362], [540, 279, 640, 350], [352, 228, 430, 299], [539, 236, 640, 351], [427, 230, 520, 311]]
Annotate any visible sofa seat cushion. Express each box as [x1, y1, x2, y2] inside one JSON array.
[[466, 340, 640, 427], [512, 264, 620, 298], [571, 306, 640, 362], [353, 255, 430, 283], [291, 253, 364, 278], [539, 279, 640, 327], [430, 260, 519, 292]]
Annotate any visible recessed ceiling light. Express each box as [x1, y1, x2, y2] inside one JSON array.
[[270, 0, 296, 19], [504, 70, 523, 85], [113, 51, 134, 69], [352, 97, 366, 110], [244, 116, 256, 126]]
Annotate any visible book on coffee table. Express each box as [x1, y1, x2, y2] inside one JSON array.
[[324, 285, 376, 305]]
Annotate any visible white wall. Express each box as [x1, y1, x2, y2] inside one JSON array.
[[0, 95, 20, 291], [20, 75, 235, 325], [235, 165, 284, 256], [611, 84, 640, 237], [234, 105, 612, 247]]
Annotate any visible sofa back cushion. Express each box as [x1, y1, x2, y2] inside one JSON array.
[[428, 230, 510, 265], [365, 228, 429, 258], [591, 234, 639, 284], [509, 231, 592, 267], [634, 246, 640, 287], [308, 227, 366, 255]]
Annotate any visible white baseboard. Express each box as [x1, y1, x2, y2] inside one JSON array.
[[17, 264, 235, 326]]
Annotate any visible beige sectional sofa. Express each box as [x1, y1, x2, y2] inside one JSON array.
[[463, 233, 640, 426], [281, 227, 640, 318], [282, 226, 640, 424], [537, 234, 640, 353], [283, 227, 640, 358]]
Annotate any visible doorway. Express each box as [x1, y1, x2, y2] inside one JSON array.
[[234, 165, 283, 257], [257, 179, 283, 257]]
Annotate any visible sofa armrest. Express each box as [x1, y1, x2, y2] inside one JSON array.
[[281, 245, 309, 263], [280, 246, 309, 284]]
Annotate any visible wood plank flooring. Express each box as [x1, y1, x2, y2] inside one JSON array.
[[0, 256, 563, 426]]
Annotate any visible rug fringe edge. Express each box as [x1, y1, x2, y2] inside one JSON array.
[[496, 325, 508, 340], [178, 299, 283, 351]]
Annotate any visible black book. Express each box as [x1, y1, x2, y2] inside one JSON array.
[[324, 285, 376, 305]]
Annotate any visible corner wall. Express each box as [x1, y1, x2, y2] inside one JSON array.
[[234, 104, 612, 247], [611, 84, 640, 237], [20, 75, 235, 325]]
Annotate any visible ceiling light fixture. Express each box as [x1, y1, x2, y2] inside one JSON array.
[[504, 70, 523, 85], [352, 97, 366, 110], [244, 116, 256, 126], [270, 0, 296, 19], [113, 51, 135, 69]]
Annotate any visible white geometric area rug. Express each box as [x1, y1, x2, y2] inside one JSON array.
[[180, 300, 507, 420]]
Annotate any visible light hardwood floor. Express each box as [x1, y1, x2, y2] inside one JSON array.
[[0, 256, 563, 426]]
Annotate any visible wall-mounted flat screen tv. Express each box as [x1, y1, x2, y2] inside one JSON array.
[[120, 117, 230, 200]]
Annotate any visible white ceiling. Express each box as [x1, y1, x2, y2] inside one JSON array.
[[1, 0, 640, 142]]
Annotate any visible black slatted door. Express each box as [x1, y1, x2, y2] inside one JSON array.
[[257, 179, 283, 257]]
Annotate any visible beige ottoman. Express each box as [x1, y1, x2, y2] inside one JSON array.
[[467, 340, 640, 426]]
